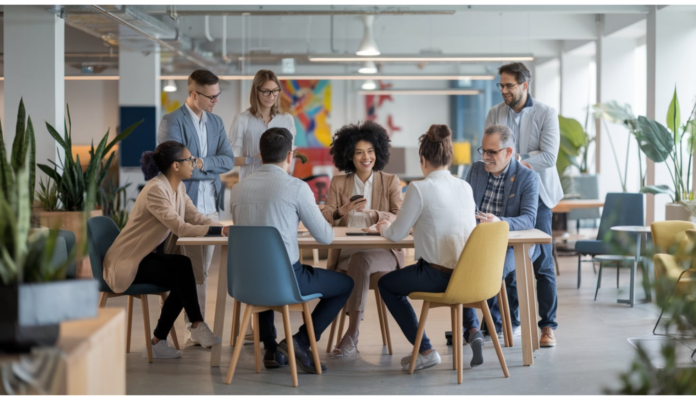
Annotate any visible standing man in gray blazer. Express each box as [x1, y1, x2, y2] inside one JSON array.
[[484, 62, 563, 347], [158, 69, 235, 345]]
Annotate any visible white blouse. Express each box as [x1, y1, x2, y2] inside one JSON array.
[[228, 109, 297, 181], [383, 170, 477, 270], [347, 172, 374, 229]]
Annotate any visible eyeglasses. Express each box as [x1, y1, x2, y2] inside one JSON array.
[[196, 91, 221, 101], [175, 156, 197, 167], [258, 88, 281, 97], [495, 83, 519, 91], [477, 147, 507, 157]]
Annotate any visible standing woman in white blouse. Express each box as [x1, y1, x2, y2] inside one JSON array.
[[228, 69, 296, 181], [376, 124, 477, 372]]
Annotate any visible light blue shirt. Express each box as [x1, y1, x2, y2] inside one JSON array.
[[184, 103, 217, 215], [230, 164, 334, 264], [505, 95, 534, 155]]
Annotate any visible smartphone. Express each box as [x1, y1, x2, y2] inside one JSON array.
[[346, 231, 381, 236], [350, 195, 365, 202]]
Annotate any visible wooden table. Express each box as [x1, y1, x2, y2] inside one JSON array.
[[178, 226, 551, 367], [552, 199, 604, 213]]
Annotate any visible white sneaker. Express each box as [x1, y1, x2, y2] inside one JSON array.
[[190, 322, 222, 348], [512, 325, 521, 337], [401, 350, 441, 371], [149, 340, 182, 359], [184, 328, 211, 348]]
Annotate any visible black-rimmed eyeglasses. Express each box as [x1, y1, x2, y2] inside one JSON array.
[[477, 147, 507, 157], [176, 156, 197, 167], [259, 88, 281, 97], [495, 83, 519, 91], [196, 91, 221, 101]]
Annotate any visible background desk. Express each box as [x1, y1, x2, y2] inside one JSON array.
[[178, 227, 551, 367]]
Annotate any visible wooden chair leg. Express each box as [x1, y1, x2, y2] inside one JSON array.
[[98, 292, 108, 308], [374, 290, 387, 346], [253, 312, 261, 374], [125, 296, 133, 353], [140, 295, 153, 363], [226, 304, 253, 385], [302, 302, 322, 375], [450, 307, 457, 370], [312, 249, 319, 267], [336, 305, 347, 344], [281, 305, 299, 387], [409, 301, 430, 374], [456, 304, 463, 384], [501, 280, 514, 347], [497, 291, 509, 348], [379, 294, 393, 355], [230, 299, 241, 347], [326, 314, 339, 353], [481, 301, 509, 378]]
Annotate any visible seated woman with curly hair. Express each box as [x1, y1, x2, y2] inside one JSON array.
[[321, 120, 405, 357]]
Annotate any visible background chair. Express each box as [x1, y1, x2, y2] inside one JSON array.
[[86, 216, 180, 363], [574, 193, 644, 289], [225, 226, 323, 387], [567, 174, 601, 230], [650, 222, 696, 334], [325, 271, 393, 355], [408, 222, 510, 384]]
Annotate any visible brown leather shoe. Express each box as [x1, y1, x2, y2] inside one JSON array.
[[540, 327, 556, 347]]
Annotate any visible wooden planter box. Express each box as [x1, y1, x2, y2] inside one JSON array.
[[38, 210, 103, 279], [665, 203, 691, 222]]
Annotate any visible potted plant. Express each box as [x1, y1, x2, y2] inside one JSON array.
[[36, 107, 142, 276], [0, 99, 99, 353], [558, 114, 595, 195], [595, 88, 696, 221]]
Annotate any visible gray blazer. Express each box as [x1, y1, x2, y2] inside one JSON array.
[[485, 97, 563, 209], [466, 158, 540, 273], [158, 105, 235, 211]]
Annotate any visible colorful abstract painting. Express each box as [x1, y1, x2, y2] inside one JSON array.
[[280, 80, 331, 148]]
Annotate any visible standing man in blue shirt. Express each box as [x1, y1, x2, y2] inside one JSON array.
[[158, 69, 235, 346], [484, 62, 563, 347]]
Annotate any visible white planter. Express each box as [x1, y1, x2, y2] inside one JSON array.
[[665, 203, 690, 221]]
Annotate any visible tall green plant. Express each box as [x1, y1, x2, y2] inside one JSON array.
[[100, 181, 133, 230], [558, 115, 592, 176], [37, 105, 142, 211]]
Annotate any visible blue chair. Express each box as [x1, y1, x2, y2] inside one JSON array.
[[567, 174, 601, 230], [225, 226, 323, 387], [574, 193, 645, 289], [87, 216, 180, 363]]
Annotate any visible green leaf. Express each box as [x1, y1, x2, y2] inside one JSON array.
[[640, 184, 673, 195], [686, 120, 696, 153], [666, 87, 681, 134], [27, 117, 36, 205], [559, 115, 588, 148], [593, 101, 636, 125], [635, 117, 674, 163]]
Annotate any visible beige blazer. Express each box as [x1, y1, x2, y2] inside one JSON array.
[[321, 171, 405, 271], [103, 174, 213, 293]]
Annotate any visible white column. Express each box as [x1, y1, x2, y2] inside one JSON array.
[[118, 46, 160, 205], [647, 6, 696, 222], [3, 6, 64, 183]]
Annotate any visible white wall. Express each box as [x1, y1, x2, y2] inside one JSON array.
[[534, 58, 561, 115]]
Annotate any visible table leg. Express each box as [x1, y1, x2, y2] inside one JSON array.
[[514, 243, 534, 366], [629, 234, 641, 308], [640, 233, 652, 302], [211, 245, 228, 367], [529, 265, 540, 351]]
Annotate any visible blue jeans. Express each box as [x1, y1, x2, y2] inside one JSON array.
[[531, 199, 558, 329], [258, 261, 354, 350], [378, 260, 479, 353]]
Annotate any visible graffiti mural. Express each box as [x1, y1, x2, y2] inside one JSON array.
[[280, 80, 332, 148]]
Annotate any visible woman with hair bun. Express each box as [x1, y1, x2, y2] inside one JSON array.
[[376, 124, 477, 372], [103, 140, 225, 359]]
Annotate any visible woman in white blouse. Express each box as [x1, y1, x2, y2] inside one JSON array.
[[376, 124, 477, 372], [228, 69, 296, 181]]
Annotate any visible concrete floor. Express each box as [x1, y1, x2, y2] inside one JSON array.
[[108, 249, 660, 395]]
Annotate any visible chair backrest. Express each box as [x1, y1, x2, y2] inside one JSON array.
[[86, 216, 121, 292], [651, 221, 695, 253], [49, 236, 68, 272], [596, 193, 644, 244], [227, 226, 306, 307], [443, 221, 510, 305], [55, 229, 76, 279], [567, 174, 600, 221]]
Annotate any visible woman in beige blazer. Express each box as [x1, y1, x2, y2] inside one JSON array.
[[321, 121, 405, 357], [103, 141, 225, 359]]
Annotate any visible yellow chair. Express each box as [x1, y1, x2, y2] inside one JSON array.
[[407, 221, 510, 384], [650, 221, 696, 334]]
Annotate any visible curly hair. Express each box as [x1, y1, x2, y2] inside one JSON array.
[[329, 121, 391, 173]]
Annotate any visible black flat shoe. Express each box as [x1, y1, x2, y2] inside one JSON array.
[[278, 337, 327, 374], [264, 348, 288, 369]]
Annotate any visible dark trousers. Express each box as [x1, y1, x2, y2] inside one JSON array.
[[378, 260, 475, 353], [131, 253, 203, 340], [531, 199, 558, 329], [258, 262, 354, 350]]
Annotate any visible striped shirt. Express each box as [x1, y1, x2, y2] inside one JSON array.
[[228, 110, 297, 181], [480, 163, 510, 216]]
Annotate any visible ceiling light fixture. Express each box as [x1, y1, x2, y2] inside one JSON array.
[[309, 55, 535, 63], [358, 89, 481, 95], [356, 15, 380, 56], [358, 61, 378, 74], [361, 79, 377, 90], [163, 79, 177, 92]]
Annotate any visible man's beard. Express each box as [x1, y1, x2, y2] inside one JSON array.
[[505, 94, 521, 108]]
